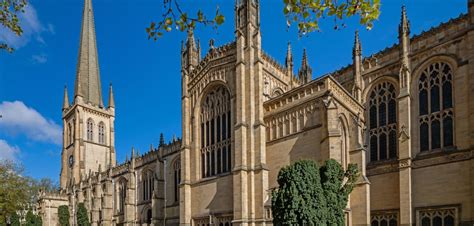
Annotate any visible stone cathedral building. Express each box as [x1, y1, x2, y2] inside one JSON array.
[[37, 0, 474, 225]]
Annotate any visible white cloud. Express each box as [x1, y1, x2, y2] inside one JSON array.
[[32, 54, 47, 64], [0, 4, 54, 50], [0, 139, 20, 162], [0, 101, 61, 145]]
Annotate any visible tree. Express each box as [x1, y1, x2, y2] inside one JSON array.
[[271, 159, 359, 225], [0, 0, 28, 52], [58, 205, 70, 226], [25, 210, 41, 226], [0, 161, 30, 225], [10, 212, 20, 226], [76, 203, 90, 226], [146, 0, 380, 40]]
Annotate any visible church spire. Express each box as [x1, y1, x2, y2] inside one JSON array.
[[74, 0, 104, 107], [63, 85, 70, 110], [353, 31, 363, 102], [298, 49, 312, 84]]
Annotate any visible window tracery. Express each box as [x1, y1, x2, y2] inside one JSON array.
[[368, 81, 398, 162], [98, 122, 105, 144], [200, 86, 232, 178], [418, 62, 454, 152], [87, 118, 94, 141]]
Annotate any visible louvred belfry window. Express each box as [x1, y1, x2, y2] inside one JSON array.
[[418, 62, 454, 152], [200, 86, 232, 178], [368, 82, 398, 162]]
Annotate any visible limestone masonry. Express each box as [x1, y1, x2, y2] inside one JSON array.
[[38, 0, 474, 225]]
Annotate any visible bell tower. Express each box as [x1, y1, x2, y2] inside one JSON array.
[[60, 0, 116, 189]]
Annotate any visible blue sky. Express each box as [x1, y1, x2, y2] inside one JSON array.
[[0, 0, 467, 182]]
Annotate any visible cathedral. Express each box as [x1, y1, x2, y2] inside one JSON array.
[[37, 0, 474, 225]]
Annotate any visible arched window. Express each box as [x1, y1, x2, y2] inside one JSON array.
[[98, 122, 105, 144], [174, 159, 181, 202], [418, 62, 454, 152], [368, 81, 398, 162], [338, 119, 348, 168], [87, 118, 94, 141], [142, 170, 154, 201], [67, 123, 73, 145], [118, 180, 126, 214], [200, 85, 232, 178]]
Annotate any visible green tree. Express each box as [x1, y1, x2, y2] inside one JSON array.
[[271, 159, 359, 225], [0, 0, 28, 52], [58, 205, 70, 226], [25, 210, 41, 226], [146, 0, 380, 40], [0, 161, 30, 225], [76, 203, 90, 226], [10, 212, 20, 226]]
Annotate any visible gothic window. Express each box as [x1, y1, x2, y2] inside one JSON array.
[[418, 62, 454, 152], [200, 86, 232, 178], [417, 207, 457, 226], [118, 180, 126, 214], [368, 82, 398, 162], [371, 211, 398, 226], [87, 118, 94, 142], [67, 123, 73, 145], [174, 159, 181, 202], [142, 170, 154, 201], [98, 122, 105, 144]]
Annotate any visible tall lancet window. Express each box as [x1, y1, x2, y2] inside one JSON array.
[[118, 180, 126, 214], [200, 85, 232, 178], [142, 170, 154, 201], [98, 122, 105, 144], [67, 123, 73, 145], [418, 62, 454, 152], [87, 118, 94, 141], [368, 82, 398, 162], [174, 159, 181, 202]]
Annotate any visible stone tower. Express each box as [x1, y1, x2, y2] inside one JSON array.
[[59, 0, 116, 189]]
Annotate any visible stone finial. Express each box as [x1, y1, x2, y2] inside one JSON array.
[[285, 42, 293, 71], [108, 83, 115, 109], [159, 133, 165, 147], [298, 49, 312, 84], [63, 85, 70, 110], [399, 5, 410, 36], [353, 31, 363, 102]]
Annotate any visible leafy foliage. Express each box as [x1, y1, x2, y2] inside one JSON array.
[[146, 0, 380, 41], [0, 160, 58, 225], [76, 203, 90, 226], [58, 205, 70, 226], [271, 159, 359, 225], [283, 0, 381, 35], [25, 210, 42, 226], [0, 161, 30, 224], [10, 212, 20, 226], [146, 0, 224, 41], [0, 0, 28, 52]]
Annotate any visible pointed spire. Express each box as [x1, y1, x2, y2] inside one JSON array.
[[298, 49, 312, 84], [399, 5, 410, 37], [159, 133, 165, 147], [398, 6, 411, 92], [108, 83, 115, 109], [285, 42, 293, 72], [186, 28, 196, 49], [131, 147, 135, 159], [74, 0, 104, 107], [353, 31, 363, 102], [63, 85, 70, 110]]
